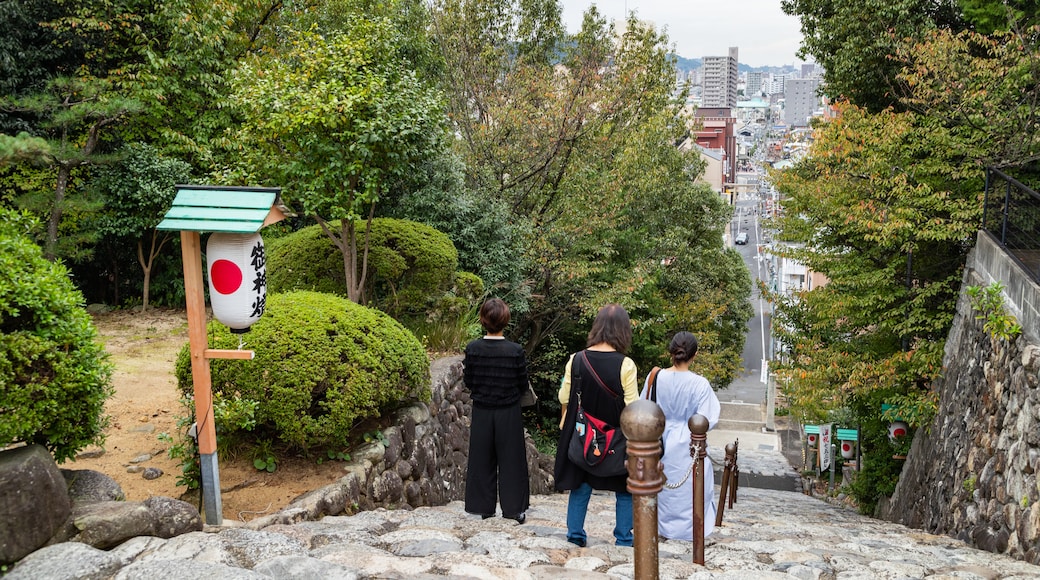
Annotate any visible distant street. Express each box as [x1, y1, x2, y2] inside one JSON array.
[[718, 192, 772, 406]]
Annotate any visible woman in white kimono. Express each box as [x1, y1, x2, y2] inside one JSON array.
[[640, 331, 721, 540]]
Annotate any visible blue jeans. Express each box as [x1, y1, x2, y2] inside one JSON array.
[[566, 482, 634, 546]]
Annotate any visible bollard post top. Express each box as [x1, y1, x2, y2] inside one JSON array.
[[688, 414, 709, 435], [621, 400, 665, 442]]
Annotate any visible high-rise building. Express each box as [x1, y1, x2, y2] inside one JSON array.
[[784, 78, 822, 127], [747, 71, 763, 97], [702, 47, 738, 109]]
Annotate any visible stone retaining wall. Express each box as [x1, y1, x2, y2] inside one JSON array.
[[879, 241, 1040, 564], [244, 355, 555, 529]]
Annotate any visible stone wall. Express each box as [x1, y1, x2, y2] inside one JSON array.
[[245, 355, 555, 529], [878, 237, 1040, 564]]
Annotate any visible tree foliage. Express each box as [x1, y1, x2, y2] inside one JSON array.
[[429, 1, 751, 387], [229, 14, 448, 304], [770, 103, 982, 418], [956, 0, 1040, 34], [898, 27, 1040, 168], [781, 0, 963, 111], [89, 143, 192, 310]]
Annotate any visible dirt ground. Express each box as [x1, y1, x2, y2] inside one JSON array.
[[64, 308, 345, 523]]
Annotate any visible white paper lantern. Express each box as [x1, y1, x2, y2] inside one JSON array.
[[888, 420, 909, 441], [207, 232, 266, 333], [840, 440, 855, 459], [806, 433, 818, 448]]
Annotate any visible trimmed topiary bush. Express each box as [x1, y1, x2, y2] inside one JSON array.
[[266, 218, 459, 317], [0, 209, 114, 462], [175, 291, 430, 451]]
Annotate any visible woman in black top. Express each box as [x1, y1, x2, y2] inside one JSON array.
[[462, 298, 530, 523], [554, 304, 639, 546]]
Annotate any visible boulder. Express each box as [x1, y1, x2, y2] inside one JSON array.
[[3, 542, 121, 580], [0, 445, 71, 565], [62, 469, 126, 503], [143, 496, 204, 538], [51, 497, 202, 550]]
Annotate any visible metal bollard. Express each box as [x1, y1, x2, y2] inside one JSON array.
[[714, 442, 736, 527], [689, 414, 709, 565], [729, 438, 739, 507], [622, 400, 666, 580]]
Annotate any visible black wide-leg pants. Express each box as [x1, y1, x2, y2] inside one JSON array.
[[465, 403, 530, 517]]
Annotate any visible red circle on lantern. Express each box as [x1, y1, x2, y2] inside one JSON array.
[[211, 259, 243, 295], [842, 442, 852, 452], [892, 427, 907, 437]]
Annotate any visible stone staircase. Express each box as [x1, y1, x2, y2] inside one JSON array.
[[716, 401, 764, 432]]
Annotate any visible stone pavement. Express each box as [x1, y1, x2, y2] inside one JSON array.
[[10, 450, 1040, 579]]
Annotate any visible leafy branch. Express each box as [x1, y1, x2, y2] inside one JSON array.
[[966, 282, 1022, 340]]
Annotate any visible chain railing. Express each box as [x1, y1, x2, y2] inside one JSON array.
[[622, 406, 742, 575], [983, 166, 1040, 283]]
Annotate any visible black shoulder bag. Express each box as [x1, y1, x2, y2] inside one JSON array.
[[566, 350, 628, 477]]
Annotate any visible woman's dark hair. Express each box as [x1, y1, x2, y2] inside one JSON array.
[[668, 331, 699, 364], [586, 303, 632, 353], [479, 298, 510, 333]]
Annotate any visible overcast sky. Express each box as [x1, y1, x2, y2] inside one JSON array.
[[558, 0, 809, 68]]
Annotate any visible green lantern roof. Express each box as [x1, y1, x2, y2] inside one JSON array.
[[157, 185, 286, 233]]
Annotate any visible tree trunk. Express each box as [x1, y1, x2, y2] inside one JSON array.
[[343, 219, 360, 303], [137, 230, 171, 312], [46, 163, 71, 261], [137, 240, 152, 312]]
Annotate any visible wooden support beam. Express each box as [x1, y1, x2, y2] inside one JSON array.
[[180, 230, 222, 525], [205, 349, 255, 360]]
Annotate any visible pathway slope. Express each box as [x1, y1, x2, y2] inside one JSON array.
[[10, 484, 1040, 579]]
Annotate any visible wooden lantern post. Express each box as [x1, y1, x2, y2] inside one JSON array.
[[157, 185, 286, 525]]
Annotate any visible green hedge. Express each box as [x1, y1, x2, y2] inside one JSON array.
[[0, 209, 113, 462], [266, 218, 459, 317], [175, 291, 430, 450]]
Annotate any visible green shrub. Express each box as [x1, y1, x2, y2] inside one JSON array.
[[175, 291, 430, 451], [266, 218, 459, 317], [0, 209, 113, 462], [265, 225, 345, 296], [401, 271, 485, 352]]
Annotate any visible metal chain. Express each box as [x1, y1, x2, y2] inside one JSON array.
[[664, 461, 694, 489], [663, 440, 705, 490]]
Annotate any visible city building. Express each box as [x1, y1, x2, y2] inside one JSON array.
[[784, 78, 822, 128], [746, 71, 763, 98], [687, 143, 725, 193], [702, 47, 739, 109], [693, 107, 737, 185]]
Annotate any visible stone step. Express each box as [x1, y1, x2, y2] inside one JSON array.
[[719, 401, 764, 423], [716, 418, 764, 432]]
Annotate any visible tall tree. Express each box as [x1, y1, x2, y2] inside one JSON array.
[[956, 0, 1040, 34], [898, 28, 1040, 169], [90, 143, 192, 310], [127, 0, 288, 167], [767, 103, 984, 510], [0, 0, 150, 260], [230, 16, 448, 303], [430, 1, 751, 385], [781, 0, 963, 111], [0, 77, 142, 260]]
